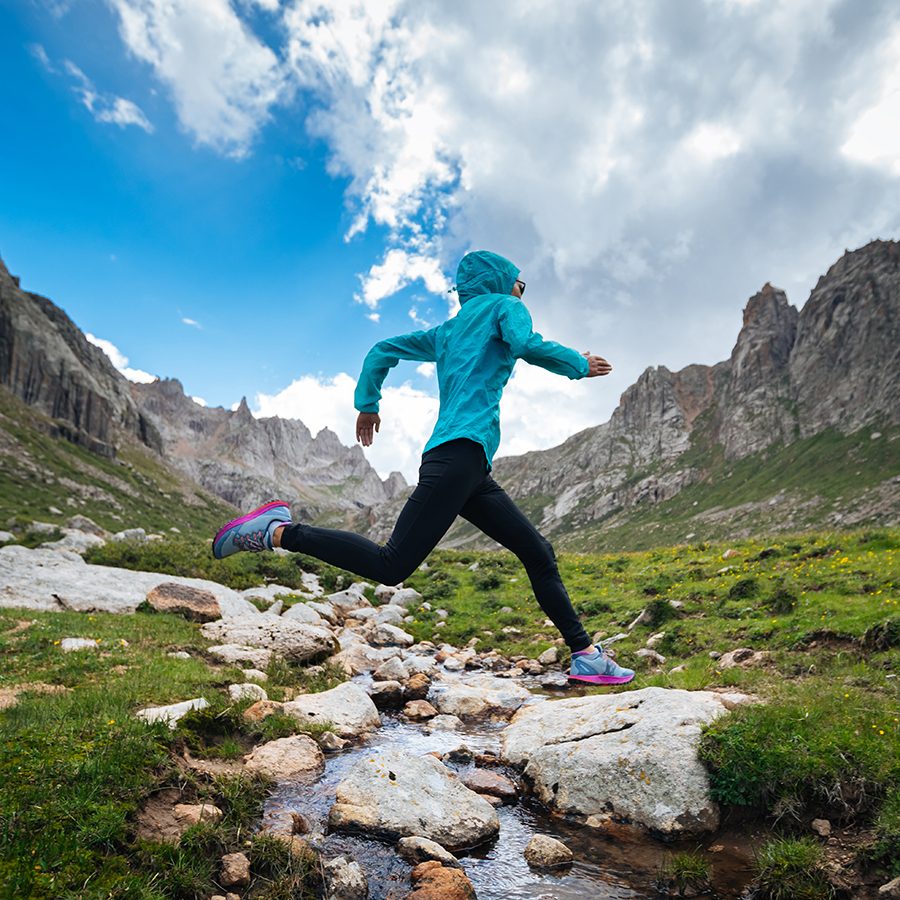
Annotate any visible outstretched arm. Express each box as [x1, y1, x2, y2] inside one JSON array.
[[496, 297, 591, 378], [354, 328, 438, 444]]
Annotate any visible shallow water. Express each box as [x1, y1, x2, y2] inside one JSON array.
[[262, 676, 758, 899]]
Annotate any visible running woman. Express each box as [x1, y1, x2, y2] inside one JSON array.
[[213, 250, 634, 686]]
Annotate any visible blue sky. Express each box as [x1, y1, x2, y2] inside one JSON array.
[[2, 0, 899, 481]]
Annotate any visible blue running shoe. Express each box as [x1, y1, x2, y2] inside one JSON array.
[[213, 500, 291, 559], [569, 648, 635, 685]]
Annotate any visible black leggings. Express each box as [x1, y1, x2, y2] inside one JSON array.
[[279, 437, 591, 651]]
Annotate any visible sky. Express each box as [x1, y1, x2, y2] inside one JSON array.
[[1, 0, 899, 483]]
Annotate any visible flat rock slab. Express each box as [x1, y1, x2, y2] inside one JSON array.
[[429, 674, 532, 718], [329, 749, 499, 851], [243, 735, 324, 779], [146, 582, 221, 622], [201, 618, 337, 663], [283, 682, 381, 738], [0, 545, 258, 617], [500, 687, 749, 835]]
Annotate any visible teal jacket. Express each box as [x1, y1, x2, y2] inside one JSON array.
[[354, 250, 590, 472]]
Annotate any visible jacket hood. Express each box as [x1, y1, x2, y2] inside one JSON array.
[[455, 250, 520, 305]]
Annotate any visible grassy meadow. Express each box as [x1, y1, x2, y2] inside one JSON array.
[[0, 526, 897, 897]]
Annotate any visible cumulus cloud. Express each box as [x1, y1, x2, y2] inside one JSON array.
[[191, 395, 208, 407], [107, 0, 286, 156], [86, 333, 157, 383]]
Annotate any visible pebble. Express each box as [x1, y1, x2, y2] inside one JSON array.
[[524, 834, 574, 867]]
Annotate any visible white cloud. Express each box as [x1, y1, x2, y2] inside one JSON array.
[[683, 122, 742, 162], [191, 395, 208, 407], [95, 96, 154, 131], [366, 312, 381, 323], [181, 316, 202, 328], [107, 0, 286, 156], [416, 362, 434, 377], [356, 248, 449, 309], [86, 333, 157, 383]]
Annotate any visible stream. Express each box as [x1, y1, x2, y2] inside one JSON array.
[[261, 672, 759, 899]]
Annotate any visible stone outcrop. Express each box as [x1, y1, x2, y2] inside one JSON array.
[[283, 682, 381, 738], [500, 687, 749, 835], [328, 750, 500, 850], [200, 617, 337, 663]]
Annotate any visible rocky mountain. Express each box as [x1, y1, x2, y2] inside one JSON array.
[[131, 378, 407, 523], [366, 239, 900, 550], [0, 259, 160, 458]]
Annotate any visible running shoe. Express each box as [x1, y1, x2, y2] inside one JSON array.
[[568, 647, 635, 685], [212, 500, 291, 559]]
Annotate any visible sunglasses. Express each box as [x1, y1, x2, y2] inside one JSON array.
[[515, 279, 526, 295]]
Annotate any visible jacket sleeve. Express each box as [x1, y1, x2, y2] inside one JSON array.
[[496, 297, 590, 379], [354, 328, 438, 413]]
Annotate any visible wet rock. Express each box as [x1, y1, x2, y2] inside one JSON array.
[[208, 643, 272, 668], [370, 622, 415, 647], [811, 818, 832, 837], [201, 618, 337, 663], [369, 680, 404, 709], [541, 672, 570, 690], [524, 834, 573, 868], [323, 854, 368, 900], [329, 749, 499, 850], [501, 687, 749, 834], [442, 657, 464, 672], [537, 647, 558, 665], [146, 582, 221, 622], [429, 674, 531, 718], [425, 714, 462, 732], [243, 735, 324, 779], [228, 682, 267, 702], [407, 860, 476, 899], [242, 699, 284, 723], [136, 697, 208, 727], [404, 673, 431, 701], [404, 655, 438, 677], [397, 836, 461, 868], [460, 769, 517, 801], [373, 656, 409, 682], [388, 587, 424, 609], [281, 602, 327, 626], [319, 731, 350, 752], [220, 851, 250, 888], [284, 682, 380, 738], [60, 637, 98, 652], [404, 700, 438, 720]]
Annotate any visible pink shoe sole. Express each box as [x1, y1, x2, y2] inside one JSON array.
[[568, 673, 635, 685], [213, 499, 290, 547]]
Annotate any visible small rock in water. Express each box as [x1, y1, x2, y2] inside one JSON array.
[[323, 854, 368, 900], [369, 680, 404, 709], [404, 672, 431, 701], [60, 637, 98, 653], [443, 657, 464, 671], [540, 672, 570, 690], [397, 836, 461, 868], [220, 851, 250, 888], [460, 769, 517, 801], [373, 656, 408, 682], [537, 646, 559, 665], [404, 699, 438, 720], [408, 860, 476, 900], [318, 731, 350, 752], [283, 682, 381, 738], [524, 834, 574, 868], [425, 714, 462, 732]]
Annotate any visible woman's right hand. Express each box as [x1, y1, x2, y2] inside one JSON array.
[[356, 412, 381, 446], [582, 352, 612, 377]]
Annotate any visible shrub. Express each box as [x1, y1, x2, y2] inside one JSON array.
[[728, 577, 759, 600], [473, 569, 504, 591], [752, 837, 834, 900], [871, 789, 900, 875], [766, 584, 799, 614]]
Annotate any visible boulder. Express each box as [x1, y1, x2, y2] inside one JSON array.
[[112, 528, 147, 542], [284, 682, 380, 738], [201, 618, 337, 663], [374, 584, 398, 602], [146, 582, 221, 622], [429, 675, 532, 718], [281, 602, 327, 626], [404, 700, 438, 720], [243, 735, 325, 779], [407, 860, 476, 900], [404, 655, 438, 677], [207, 644, 272, 668], [397, 836, 461, 868], [220, 851, 250, 888], [425, 714, 462, 732], [524, 834, 573, 868], [41, 529, 106, 554], [327, 588, 371, 616], [369, 622, 414, 647], [329, 750, 499, 850], [306, 601, 339, 624], [501, 687, 748, 834], [369, 680, 404, 709], [0, 545, 258, 616], [404, 673, 431, 701], [136, 697, 209, 728], [60, 637, 98, 652], [319, 731, 350, 752], [322, 854, 368, 900]]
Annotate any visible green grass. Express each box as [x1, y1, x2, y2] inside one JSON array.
[[0, 607, 328, 898], [752, 837, 834, 900], [656, 850, 711, 896]]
